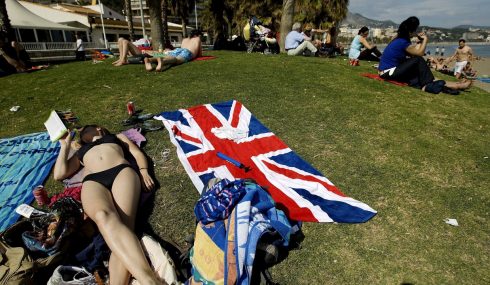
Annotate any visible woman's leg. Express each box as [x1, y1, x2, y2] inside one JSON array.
[[114, 39, 142, 66], [358, 49, 380, 61], [113, 38, 124, 65], [81, 170, 160, 285], [384, 57, 434, 88]]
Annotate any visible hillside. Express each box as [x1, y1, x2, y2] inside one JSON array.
[[342, 12, 398, 28]]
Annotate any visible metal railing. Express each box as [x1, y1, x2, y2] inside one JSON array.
[[21, 42, 109, 51]]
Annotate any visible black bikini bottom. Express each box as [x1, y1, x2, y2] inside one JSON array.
[[82, 164, 133, 191]]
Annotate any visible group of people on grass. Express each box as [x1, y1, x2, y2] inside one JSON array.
[[113, 29, 202, 72], [377, 16, 472, 94], [0, 14, 481, 285], [285, 22, 345, 57], [427, 39, 476, 79]]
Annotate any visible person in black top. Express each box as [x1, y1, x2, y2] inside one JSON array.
[[53, 125, 164, 285]]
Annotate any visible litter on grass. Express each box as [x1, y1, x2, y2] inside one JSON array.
[[444, 218, 459, 227], [10, 106, 20, 112]]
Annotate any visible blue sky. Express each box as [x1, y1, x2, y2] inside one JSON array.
[[349, 0, 490, 28]]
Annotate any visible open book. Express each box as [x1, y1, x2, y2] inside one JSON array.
[[44, 110, 68, 142]]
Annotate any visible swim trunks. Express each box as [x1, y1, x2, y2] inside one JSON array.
[[167, 48, 193, 62], [454, 61, 467, 75]]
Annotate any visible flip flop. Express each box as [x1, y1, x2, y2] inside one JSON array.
[[142, 121, 163, 132]]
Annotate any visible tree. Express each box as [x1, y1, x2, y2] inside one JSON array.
[[279, 0, 295, 52], [161, 0, 170, 47], [0, 0, 14, 40], [170, 0, 192, 37], [124, 0, 135, 40], [147, 0, 164, 50], [323, 0, 349, 46]]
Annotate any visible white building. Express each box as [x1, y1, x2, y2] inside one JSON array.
[[19, 0, 190, 46]]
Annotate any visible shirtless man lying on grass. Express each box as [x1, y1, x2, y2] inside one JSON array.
[[145, 30, 202, 72]]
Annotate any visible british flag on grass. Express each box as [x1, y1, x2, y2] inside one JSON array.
[[155, 100, 376, 223]]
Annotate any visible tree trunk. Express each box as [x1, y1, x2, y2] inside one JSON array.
[[124, 0, 135, 40], [210, 0, 226, 41], [0, 0, 14, 41], [279, 0, 295, 52], [161, 0, 170, 47], [148, 0, 164, 50]]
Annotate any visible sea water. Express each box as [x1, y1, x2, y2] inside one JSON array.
[[426, 44, 490, 57], [377, 43, 490, 57]]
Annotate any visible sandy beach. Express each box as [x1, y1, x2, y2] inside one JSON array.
[[470, 57, 490, 93], [431, 56, 490, 93]]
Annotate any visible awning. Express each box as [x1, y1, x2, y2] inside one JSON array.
[[7, 0, 83, 30]]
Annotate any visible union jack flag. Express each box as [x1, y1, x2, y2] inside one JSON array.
[[155, 100, 376, 223]]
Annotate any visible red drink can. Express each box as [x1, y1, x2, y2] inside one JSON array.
[[33, 185, 49, 206], [127, 101, 135, 116]]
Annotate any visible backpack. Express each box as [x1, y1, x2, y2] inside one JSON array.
[[0, 239, 35, 284], [0, 198, 84, 284]]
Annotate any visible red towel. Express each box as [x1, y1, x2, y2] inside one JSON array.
[[361, 73, 408, 86], [194, 56, 216, 61]]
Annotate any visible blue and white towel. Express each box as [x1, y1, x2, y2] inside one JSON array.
[[0, 132, 59, 231]]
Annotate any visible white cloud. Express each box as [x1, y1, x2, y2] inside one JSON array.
[[349, 0, 490, 28]]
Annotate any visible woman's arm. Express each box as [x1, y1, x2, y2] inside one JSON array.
[[406, 32, 428, 57], [117, 134, 155, 191], [359, 36, 374, 50], [53, 132, 81, 181]]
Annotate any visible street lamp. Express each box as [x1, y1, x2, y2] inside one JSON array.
[[194, 0, 198, 29], [98, 0, 108, 48], [139, 0, 147, 39]]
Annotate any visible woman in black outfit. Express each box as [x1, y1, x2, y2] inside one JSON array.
[[378, 16, 471, 94]]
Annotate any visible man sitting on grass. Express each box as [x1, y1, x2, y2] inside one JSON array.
[[285, 22, 318, 56], [144, 30, 202, 72]]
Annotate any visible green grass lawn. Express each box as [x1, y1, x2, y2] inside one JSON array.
[[1, 51, 489, 284]]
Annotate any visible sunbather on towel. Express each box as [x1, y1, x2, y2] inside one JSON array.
[[145, 29, 203, 72], [53, 125, 164, 285], [378, 16, 472, 94]]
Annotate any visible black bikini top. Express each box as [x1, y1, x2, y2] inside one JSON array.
[[77, 134, 125, 162]]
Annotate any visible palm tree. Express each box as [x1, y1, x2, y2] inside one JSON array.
[[124, 0, 135, 40], [279, 0, 295, 52], [324, 0, 349, 46], [170, 0, 191, 37], [161, 0, 170, 47], [147, 0, 164, 50], [0, 0, 14, 40]]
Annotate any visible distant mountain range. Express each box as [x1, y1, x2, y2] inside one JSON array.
[[342, 12, 490, 30], [342, 12, 398, 28]]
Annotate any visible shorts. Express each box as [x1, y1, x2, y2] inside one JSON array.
[[454, 61, 467, 75], [167, 48, 193, 62]]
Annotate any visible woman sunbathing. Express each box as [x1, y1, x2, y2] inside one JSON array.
[[53, 125, 164, 285]]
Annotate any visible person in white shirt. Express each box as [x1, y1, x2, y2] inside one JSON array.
[[75, 33, 85, 61]]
